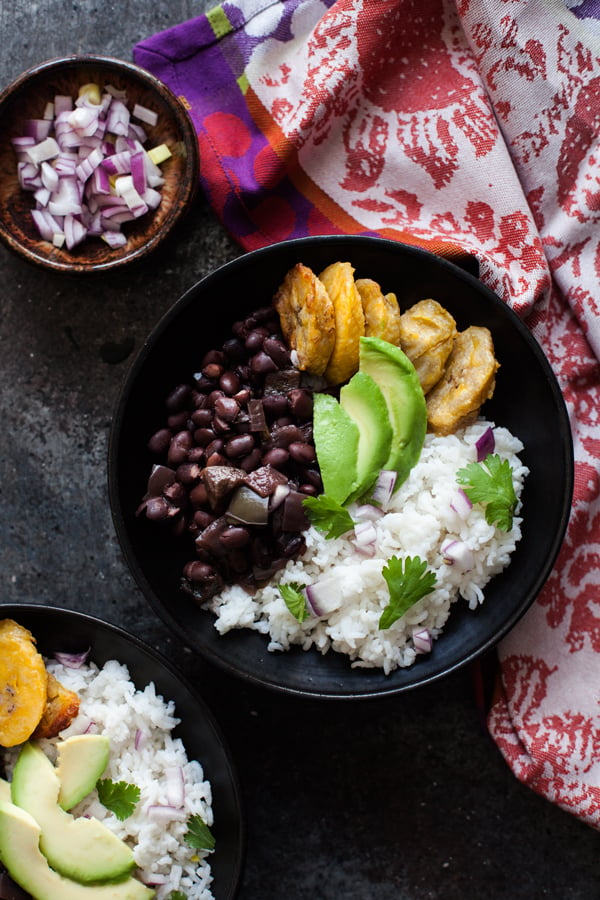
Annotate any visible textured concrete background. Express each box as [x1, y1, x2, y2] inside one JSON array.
[[0, 3, 598, 897]]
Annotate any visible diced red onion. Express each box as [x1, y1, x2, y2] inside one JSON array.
[[12, 81, 166, 251], [135, 728, 147, 750], [352, 519, 377, 547], [450, 488, 473, 519], [305, 578, 343, 617], [412, 628, 432, 654], [53, 648, 91, 668], [475, 426, 495, 462], [441, 539, 474, 571], [133, 102, 159, 127], [146, 805, 187, 824], [371, 469, 397, 507], [164, 766, 186, 808], [355, 504, 385, 522]]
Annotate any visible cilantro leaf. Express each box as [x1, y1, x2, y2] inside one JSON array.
[[168, 893, 187, 900], [302, 494, 355, 539], [379, 555, 437, 630], [279, 582, 309, 622], [456, 453, 517, 532], [184, 813, 216, 851], [96, 778, 140, 821]]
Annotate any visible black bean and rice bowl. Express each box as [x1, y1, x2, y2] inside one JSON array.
[[2, 655, 216, 900]]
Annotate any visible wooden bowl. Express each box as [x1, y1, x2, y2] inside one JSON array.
[[0, 56, 199, 273]]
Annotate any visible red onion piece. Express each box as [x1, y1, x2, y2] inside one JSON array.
[[146, 804, 187, 824], [412, 628, 432, 654], [475, 426, 495, 462], [53, 648, 91, 668], [441, 539, 474, 571], [371, 470, 397, 507], [450, 488, 473, 519], [305, 578, 343, 617], [164, 766, 186, 808]]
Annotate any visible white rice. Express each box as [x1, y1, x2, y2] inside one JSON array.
[[207, 420, 528, 674], [9, 659, 215, 900]]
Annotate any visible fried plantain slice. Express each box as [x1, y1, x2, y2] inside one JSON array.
[[426, 325, 499, 435], [319, 261, 365, 385], [273, 262, 335, 375], [32, 672, 80, 740], [398, 298, 458, 394], [0, 619, 48, 748], [355, 278, 402, 345]]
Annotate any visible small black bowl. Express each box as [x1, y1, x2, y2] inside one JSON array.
[[0, 603, 245, 899], [108, 235, 574, 700]]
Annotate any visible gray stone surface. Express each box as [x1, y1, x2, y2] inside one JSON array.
[[0, 4, 598, 898]]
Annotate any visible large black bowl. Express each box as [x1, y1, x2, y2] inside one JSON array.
[[108, 235, 574, 700], [0, 603, 245, 899]]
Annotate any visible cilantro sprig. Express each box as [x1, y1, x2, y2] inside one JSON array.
[[302, 494, 355, 539], [96, 778, 140, 821], [456, 453, 517, 532], [379, 555, 437, 630], [279, 582, 309, 622], [184, 813, 216, 852]]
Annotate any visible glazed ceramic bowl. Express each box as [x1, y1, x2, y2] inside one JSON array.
[[108, 235, 574, 700], [0, 603, 244, 899], [0, 56, 198, 273]]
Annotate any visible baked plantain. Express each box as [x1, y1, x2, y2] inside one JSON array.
[[0, 619, 48, 748], [355, 277, 402, 346], [398, 298, 458, 394], [32, 672, 80, 740], [273, 262, 336, 375], [319, 261, 365, 385], [426, 326, 499, 435]]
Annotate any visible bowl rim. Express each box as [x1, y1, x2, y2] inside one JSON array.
[[0, 54, 200, 274], [0, 601, 246, 898], [108, 234, 575, 700]]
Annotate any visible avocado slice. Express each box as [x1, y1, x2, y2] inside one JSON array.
[[10, 742, 135, 884], [55, 733, 110, 810], [0, 801, 154, 900], [359, 336, 427, 488], [339, 370, 393, 502], [313, 391, 360, 504]]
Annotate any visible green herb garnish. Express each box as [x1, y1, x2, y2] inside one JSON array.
[[302, 494, 355, 539], [96, 778, 140, 821], [184, 813, 216, 851], [168, 892, 187, 900], [279, 582, 309, 622], [456, 453, 517, 532], [379, 555, 437, 630]]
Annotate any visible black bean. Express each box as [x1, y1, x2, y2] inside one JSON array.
[[167, 411, 189, 431], [214, 396, 240, 421], [250, 351, 278, 375], [261, 394, 289, 417], [206, 451, 227, 467], [184, 560, 217, 582], [219, 371, 241, 396], [190, 483, 209, 508], [188, 447, 205, 464], [233, 387, 252, 406], [194, 427, 216, 447], [245, 327, 269, 353], [203, 362, 224, 380], [288, 441, 316, 465], [165, 384, 191, 412], [263, 336, 291, 368], [163, 481, 187, 508], [167, 431, 193, 465], [212, 414, 233, 435], [191, 408, 213, 427], [222, 337, 247, 362], [205, 438, 225, 457], [288, 388, 313, 420], [298, 483, 318, 495], [225, 434, 255, 458], [193, 509, 215, 528], [240, 448, 262, 472], [144, 496, 171, 520], [193, 374, 215, 393], [147, 428, 171, 456], [220, 525, 250, 548], [208, 389, 225, 408], [262, 447, 289, 468], [176, 463, 202, 485], [201, 349, 227, 368]]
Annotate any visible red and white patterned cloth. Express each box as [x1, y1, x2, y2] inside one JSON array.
[[134, 0, 600, 827]]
